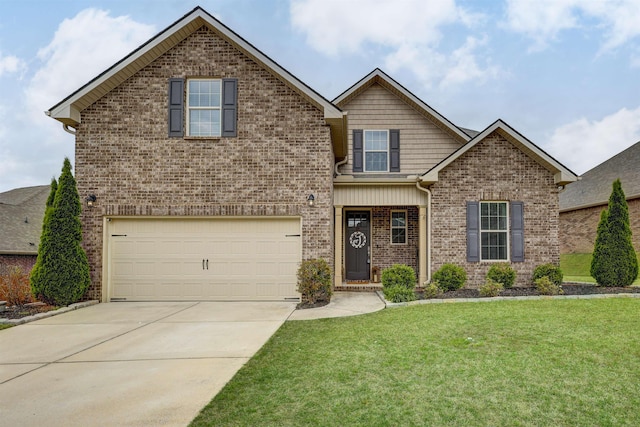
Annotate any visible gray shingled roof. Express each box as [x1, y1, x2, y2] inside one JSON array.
[[559, 140, 640, 211], [0, 185, 49, 255]]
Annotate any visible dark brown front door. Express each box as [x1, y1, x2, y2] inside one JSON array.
[[345, 211, 370, 280]]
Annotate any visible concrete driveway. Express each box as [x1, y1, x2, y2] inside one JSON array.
[[0, 301, 296, 427]]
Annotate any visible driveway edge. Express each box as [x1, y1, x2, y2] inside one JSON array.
[[0, 300, 99, 326]]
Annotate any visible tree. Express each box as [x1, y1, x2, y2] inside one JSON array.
[[590, 179, 638, 287], [30, 159, 90, 305]]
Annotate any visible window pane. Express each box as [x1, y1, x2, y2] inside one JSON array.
[[365, 152, 387, 172], [392, 212, 406, 227], [364, 131, 388, 151], [392, 229, 406, 244], [481, 231, 507, 260], [189, 109, 220, 136], [188, 80, 221, 107]]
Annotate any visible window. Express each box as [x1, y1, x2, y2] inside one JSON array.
[[187, 79, 221, 137], [391, 210, 407, 244], [364, 130, 389, 172], [480, 202, 508, 261]]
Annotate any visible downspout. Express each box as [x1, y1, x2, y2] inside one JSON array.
[[415, 180, 432, 284], [334, 155, 348, 177], [63, 124, 77, 135]]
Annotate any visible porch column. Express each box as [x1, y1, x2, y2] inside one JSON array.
[[334, 205, 344, 288], [419, 205, 427, 285]]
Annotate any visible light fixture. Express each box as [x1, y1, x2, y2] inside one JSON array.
[[307, 194, 315, 207], [85, 194, 97, 207]]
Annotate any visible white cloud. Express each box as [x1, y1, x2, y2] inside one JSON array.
[[547, 106, 640, 174], [0, 53, 26, 77], [505, 0, 640, 54], [290, 0, 497, 88]]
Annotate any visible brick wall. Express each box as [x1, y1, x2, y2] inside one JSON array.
[[560, 198, 640, 254], [74, 26, 334, 300], [0, 255, 37, 276], [370, 206, 419, 276], [429, 131, 559, 287]]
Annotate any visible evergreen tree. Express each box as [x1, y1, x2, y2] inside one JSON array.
[[30, 159, 90, 305], [590, 179, 638, 286], [30, 177, 57, 299]]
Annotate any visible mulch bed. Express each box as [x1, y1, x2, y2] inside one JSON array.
[[0, 303, 58, 320], [420, 284, 640, 300]]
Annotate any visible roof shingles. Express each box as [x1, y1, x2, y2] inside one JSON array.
[[0, 185, 49, 255]]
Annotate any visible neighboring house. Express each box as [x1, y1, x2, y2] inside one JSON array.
[[0, 185, 49, 274], [45, 7, 577, 303], [559, 140, 640, 254]]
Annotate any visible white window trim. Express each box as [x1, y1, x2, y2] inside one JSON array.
[[390, 209, 407, 245], [363, 129, 389, 172], [479, 201, 510, 262], [186, 78, 222, 137]]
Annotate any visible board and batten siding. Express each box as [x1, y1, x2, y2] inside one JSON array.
[[340, 83, 462, 175]]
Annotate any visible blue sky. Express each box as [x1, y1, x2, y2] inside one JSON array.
[[1, 0, 640, 192]]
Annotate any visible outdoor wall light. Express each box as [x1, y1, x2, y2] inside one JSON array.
[[85, 194, 97, 207], [307, 194, 315, 207]]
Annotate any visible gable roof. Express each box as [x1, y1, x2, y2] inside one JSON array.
[[46, 6, 348, 157], [0, 185, 49, 255], [333, 68, 471, 144], [420, 119, 578, 186], [559, 140, 640, 211]]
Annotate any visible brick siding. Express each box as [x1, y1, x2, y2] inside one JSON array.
[[560, 198, 640, 254], [370, 206, 419, 277], [75, 26, 334, 300], [429, 131, 559, 287], [0, 255, 37, 276]]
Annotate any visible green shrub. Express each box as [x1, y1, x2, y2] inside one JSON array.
[[532, 263, 563, 286], [486, 263, 516, 288], [382, 264, 416, 303], [535, 276, 564, 296], [0, 266, 34, 306], [422, 282, 442, 299], [479, 279, 504, 297], [432, 264, 467, 291], [296, 258, 332, 305]]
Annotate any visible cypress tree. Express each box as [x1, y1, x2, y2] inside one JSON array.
[[590, 179, 638, 286], [30, 159, 90, 305], [30, 177, 57, 300]]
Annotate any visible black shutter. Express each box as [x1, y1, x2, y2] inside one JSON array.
[[353, 129, 363, 172], [221, 78, 238, 137], [389, 129, 400, 172], [467, 201, 480, 262], [168, 78, 184, 137], [511, 201, 525, 262]]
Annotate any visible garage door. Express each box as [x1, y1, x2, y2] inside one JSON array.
[[107, 218, 301, 301]]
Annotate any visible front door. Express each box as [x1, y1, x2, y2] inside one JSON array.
[[345, 211, 370, 281]]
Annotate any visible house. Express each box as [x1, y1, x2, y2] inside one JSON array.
[[45, 7, 577, 303], [559, 140, 640, 254], [0, 185, 49, 274]]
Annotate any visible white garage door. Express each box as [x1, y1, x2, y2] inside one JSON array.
[[107, 218, 301, 301]]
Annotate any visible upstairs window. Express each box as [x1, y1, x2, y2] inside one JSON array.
[[364, 130, 389, 172], [187, 79, 221, 137]]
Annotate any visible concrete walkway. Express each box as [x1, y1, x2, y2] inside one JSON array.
[[288, 291, 385, 320], [0, 301, 296, 427]]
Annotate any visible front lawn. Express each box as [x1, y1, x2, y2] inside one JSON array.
[[191, 298, 640, 426], [561, 252, 640, 284]]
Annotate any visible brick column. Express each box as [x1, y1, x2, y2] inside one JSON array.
[[334, 205, 343, 288]]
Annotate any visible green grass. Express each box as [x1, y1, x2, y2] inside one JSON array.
[[561, 252, 640, 284], [191, 299, 640, 427], [0, 324, 12, 330]]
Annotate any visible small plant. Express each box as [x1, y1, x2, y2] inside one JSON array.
[[479, 279, 504, 297], [0, 266, 34, 306], [535, 276, 564, 296], [296, 258, 332, 305], [532, 264, 563, 287], [423, 282, 442, 299], [382, 264, 416, 303], [486, 263, 516, 288], [432, 264, 466, 291]]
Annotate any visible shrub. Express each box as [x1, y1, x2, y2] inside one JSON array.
[[535, 276, 564, 296], [479, 279, 504, 297], [382, 264, 416, 303], [591, 179, 638, 286], [296, 258, 332, 305], [486, 263, 516, 288], [0, 266, 34, 306], [432, 264, 466, 291], [532, 264, 563, 287], [422, 282, 442, 299]]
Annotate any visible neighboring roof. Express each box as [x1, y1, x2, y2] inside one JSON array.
[[333, 68, 471, 144], [0, 185, 49, 255], [421, 119, 578, 186], [559, 140, 640, 211], [46, 6, 348, 157]]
